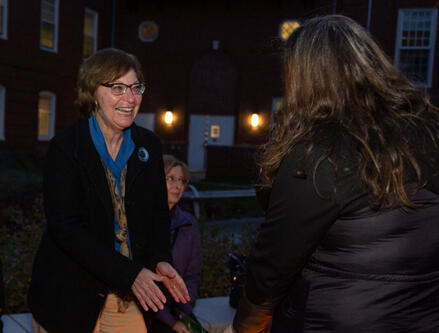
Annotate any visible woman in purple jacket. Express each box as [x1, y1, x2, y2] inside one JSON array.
[[151, 155, 202, 333]]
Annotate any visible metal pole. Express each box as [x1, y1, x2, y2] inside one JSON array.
[[111, 0, 116, 47], [367, 0, 373, 31], [203, 115, 210, 172], [333, 0, 337, 14]]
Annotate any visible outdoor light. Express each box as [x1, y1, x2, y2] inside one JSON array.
[[250, 113, 260, 128], [164, 111, 174, 125]]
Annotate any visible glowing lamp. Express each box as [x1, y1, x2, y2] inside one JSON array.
[[164, 111, 173, 125], [250, 113, 260, 128]]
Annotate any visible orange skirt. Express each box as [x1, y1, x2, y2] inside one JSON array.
[[93, 294, 147, 333]]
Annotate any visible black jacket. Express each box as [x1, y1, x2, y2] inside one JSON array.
[[28, 119, 172, 333], [234, 133, 439, 332]]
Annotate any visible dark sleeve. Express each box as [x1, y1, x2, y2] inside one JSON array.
[[154, 302, 178, 328], [234, 147, 342, 332], [177, 219, 202, 313], [147, 142, 173, 268], [44, 142, 143, 295]]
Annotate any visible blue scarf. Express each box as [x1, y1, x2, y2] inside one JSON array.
[[89, 115, 135, 253], [88, 115, 135, 192]]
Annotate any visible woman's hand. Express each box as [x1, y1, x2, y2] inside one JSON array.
[[131, 268, 167, 312], [156, 261, 191, 304], [172, 320, 190, 333]]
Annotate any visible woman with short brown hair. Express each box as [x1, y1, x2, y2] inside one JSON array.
[[29, 48, 189, 333]]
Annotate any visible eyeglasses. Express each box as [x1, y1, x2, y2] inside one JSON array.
[[166, 176, 189, 186], [101, 82, 146, 96]]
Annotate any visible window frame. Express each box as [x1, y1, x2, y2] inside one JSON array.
[[40, 0, 60, 53], [0, 85, 5, 140], [83, 8, 98, 58], [0, 0, 8, 40], [394, 8, 438, 87], [38, 91, 56, 141]]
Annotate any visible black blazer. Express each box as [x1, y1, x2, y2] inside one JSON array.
[[28, 119, 172, 332]]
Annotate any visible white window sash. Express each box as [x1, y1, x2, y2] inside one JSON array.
[[40, 0, 59, 52], [84, 8, 98, 55], [394, 8, 437, 87], [0, 0, 8, 40]]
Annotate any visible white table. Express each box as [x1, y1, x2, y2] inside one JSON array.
[[1, 296, 236, 333], [2, 313, 33, 333], [193, 296, 236, 333]]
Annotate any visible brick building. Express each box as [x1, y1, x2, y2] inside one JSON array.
[[0, 0, 438, 174]]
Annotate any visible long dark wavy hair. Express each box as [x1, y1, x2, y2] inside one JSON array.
[[259, 15, 439, 209]]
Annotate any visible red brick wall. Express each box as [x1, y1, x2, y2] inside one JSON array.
[[0, 0, 113, 149], [1, 0, 438, 150]]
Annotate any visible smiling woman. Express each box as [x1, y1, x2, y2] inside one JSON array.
[[94, 69, 143, 158], [28, 48, 190, 333]]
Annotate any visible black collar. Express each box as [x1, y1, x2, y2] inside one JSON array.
[[73, 119, 152, 218]]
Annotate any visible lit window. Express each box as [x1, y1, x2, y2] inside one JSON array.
[[38, 92, 56, 141], [279, 20, 300, 41], [0, 0, 8, 40], [395, 8, 438, 86], [40, 0, 59, 52], [0, 85, 5, 140], [138, 21, 158, 42], [83, 8, 98, 58], [271, 97, 283, 128]]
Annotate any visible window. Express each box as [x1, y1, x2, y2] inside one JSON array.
[[271, 97, 283, 128], [0, 0, 8, 40], [279, 20, 300, 41], [0, 86, 5, 140], [38, 92, 56, 140], [40, 0, 59, 52], [395, 8, 438, 86], [83, 8, 98, 58]]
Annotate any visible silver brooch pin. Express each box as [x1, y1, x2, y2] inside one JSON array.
[[137, 147, 149, 163]]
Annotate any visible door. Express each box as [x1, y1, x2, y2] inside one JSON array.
[[188, 115, 235, 171]]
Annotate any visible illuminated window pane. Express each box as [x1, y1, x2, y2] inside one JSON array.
[[280, 20, 300, 41], [38, 92, 55, 140], [38, 96, 51, 136], [271, 97, 284, 128], [38, 111, 50, 135], [40, 22, 54, 49], [84, 12, 94, 36], [83, 9, 98, 57], [83, 36, 94, 58], [40, 0, 58, 51]]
